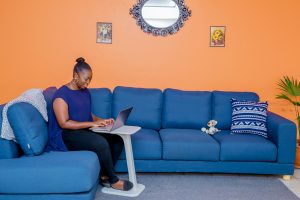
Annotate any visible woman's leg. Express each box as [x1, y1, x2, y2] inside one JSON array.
[[95, 133, 124, 180], [96, 132, 124, 166], [97, 133, 133, 190], [62, 129, 119, 184]]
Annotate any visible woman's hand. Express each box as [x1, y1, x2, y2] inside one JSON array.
[[91, 118, 114, 127], [103, 118, 114, 125], [90, 120, 107, 127]]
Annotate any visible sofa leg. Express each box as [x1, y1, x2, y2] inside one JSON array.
[[282, 175, 291, 180]]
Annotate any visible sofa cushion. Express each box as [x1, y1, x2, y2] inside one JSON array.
[[0, 138, 20, 159], [113, 86, 162, 130], [212, 91, 259, 130], [231, 99, 268, 138], [213, 130, 277, 161], [160, 129, 220, 161], [0, 105, 21, 159], [89, 88, 112, 119], [43, 87, 57, 118], [7, 103, 48, 156], [162, 89, 212, 129], [0, 151, 100, 194], [119, 128, 162, 160]]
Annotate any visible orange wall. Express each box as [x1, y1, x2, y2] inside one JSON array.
[[0, 0, 300, 122]]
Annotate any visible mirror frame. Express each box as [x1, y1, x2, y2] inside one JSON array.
[[130, 0, 192, 36]]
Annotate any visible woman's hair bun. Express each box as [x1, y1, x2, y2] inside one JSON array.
[[76, 57, 85, 63]]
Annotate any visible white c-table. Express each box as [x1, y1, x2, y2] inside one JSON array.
[[92, 125, 145, 197]]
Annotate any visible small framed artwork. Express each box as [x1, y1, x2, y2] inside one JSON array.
[[210, 26, 226, 47], [96, 22, 112, 44]]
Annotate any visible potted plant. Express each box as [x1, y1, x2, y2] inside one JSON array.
[[276, 76, 300, 168]]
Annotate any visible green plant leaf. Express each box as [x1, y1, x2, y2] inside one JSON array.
[[276, 94, 300, 106], [278, 76, 300, 96], [277, 76, 300, 141], [277, 76, 300, 97]]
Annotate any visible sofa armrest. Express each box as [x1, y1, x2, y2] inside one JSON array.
[[267, 111, 297, 164]]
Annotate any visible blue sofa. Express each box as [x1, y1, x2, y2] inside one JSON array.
[[0, 86, 297, 200]]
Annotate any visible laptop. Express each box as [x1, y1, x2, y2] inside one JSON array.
[[90, 107, 133, 133]]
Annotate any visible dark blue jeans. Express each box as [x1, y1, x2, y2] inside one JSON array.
[[62, 129, 124, 184]]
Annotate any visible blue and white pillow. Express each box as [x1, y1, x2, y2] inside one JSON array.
[[231, 98, 268, 138]]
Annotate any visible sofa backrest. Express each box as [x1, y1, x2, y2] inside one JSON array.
[[89, 88, 112, 119], [112, 86, 163, 130], [212, 91, 259, 129], [162, 88, 212, 129], [0, 104, 21, 159], [43, 86, 113, 119], [43, 87, 57, 119]]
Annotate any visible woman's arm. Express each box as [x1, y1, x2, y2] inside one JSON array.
[[53, 98, 105, 130], [92, 114, 103, 122]]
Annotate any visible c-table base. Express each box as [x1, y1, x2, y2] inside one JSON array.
[[101, 183, 145, 197], [96, 126, 144, 197]]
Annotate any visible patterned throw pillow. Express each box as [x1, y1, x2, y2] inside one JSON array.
[[231, 98, 268, 138]]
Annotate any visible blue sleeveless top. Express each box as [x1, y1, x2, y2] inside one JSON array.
[[45, 85, 93, 152]]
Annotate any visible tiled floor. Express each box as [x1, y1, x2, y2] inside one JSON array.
[[280, 169, 300, 198]]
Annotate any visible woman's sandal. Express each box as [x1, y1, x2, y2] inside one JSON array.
[[100, 178, 133, 191], [111, 180, 133, 191]]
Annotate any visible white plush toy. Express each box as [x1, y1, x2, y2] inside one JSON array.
[[201, 120, 220, 135]]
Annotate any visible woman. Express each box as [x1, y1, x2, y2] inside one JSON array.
[[46, 57, 133, 191]]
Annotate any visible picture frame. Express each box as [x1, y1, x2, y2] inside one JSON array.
[[96, 22, 112, 44], [210, 26, 226, 47]]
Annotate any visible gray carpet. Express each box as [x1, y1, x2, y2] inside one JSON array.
[[95, 173, 299, 200]]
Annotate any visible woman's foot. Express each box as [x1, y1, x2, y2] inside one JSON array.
[[100, 176, 110, 188], [111, 180, 133, 191]]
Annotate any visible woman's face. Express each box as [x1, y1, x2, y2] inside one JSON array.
[[74, 69, 92, 89]]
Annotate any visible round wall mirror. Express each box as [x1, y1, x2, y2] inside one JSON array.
[[130, 0, 191, 36], [141, 0, 180, 28]]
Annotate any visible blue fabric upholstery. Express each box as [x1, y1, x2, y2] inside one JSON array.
[[0, 183, 98, 200], [213, 130, 277, 161], [162, 89, 212, 129], [0, 105, 21, 159], [89, 88, 112, 119], [115, 160, 294, 175], [1, 87, 297, 199], [212, 91, 259, 129], [160, 129, 220, 161], [0, 138, 20, 159], [119, 128, 162, 160], [43, 87, 57, 118], [267, 111, 297, 164], [0, 151, 100, 194], [113, 86, 163, 130], [7, 103, 48, 156]]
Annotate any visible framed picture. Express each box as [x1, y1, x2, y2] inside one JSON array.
[[96, 22, 112, 44], [210, 26, 226, 47]]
